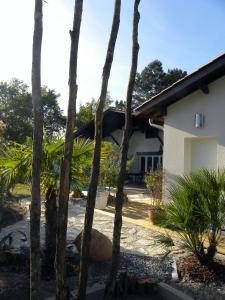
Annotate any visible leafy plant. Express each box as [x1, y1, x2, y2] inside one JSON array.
[[100, 142, 120, 194], [145, 169, 163, 205], [158, 168, 225, 265], [100, 141, 132, 195], [0, 137, 93, 195]]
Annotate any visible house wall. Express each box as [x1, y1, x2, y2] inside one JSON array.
[[105, 128, 162, 173], [163, 75, 225, 201]]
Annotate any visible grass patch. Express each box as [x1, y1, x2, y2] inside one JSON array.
[[12, 184, 31, 197]]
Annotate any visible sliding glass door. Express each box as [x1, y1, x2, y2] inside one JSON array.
[[140, 155, 162, 172]]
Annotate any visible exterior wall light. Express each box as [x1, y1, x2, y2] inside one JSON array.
[[195, 113, 204, 128]]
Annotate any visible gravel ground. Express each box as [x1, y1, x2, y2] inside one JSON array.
[[88, 252, 173, 287], [171, 280, 225, 300]]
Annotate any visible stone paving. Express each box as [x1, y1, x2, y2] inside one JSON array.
[[2, 197, 225, 300], [0, 198, 170, 257]]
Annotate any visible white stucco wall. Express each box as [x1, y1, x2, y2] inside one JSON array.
[[163, 75, 225, 200], [105, 128, 162, 173]]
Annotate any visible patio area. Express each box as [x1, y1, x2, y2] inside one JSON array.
[[1, 193, 225, 299], [96, 186, 225, 255]]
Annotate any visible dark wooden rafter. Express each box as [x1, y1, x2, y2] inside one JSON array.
[[109, 134, 120, 146], [155, 106, 167, 116], [156, 134, 163, 146], [198, 82, 209, 94]]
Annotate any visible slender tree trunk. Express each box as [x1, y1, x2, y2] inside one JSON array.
[[30, 0, 43, 299], [55, 1, 83, 299], [77, 1, 121, 299], [44, 186, 57, 275], [104, 1, 140, 298]]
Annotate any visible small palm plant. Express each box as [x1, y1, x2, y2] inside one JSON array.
[[158, 168, 225, 265], [0, 136, 94, 271]]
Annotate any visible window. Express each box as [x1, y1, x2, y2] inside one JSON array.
[[139, 155, 162, 173]]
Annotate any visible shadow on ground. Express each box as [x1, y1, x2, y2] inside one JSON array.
[[103, 200, 150, 222]]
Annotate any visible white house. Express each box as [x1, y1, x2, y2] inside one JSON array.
[[76, 108, 163, 182], [135, 53, 225, 199]]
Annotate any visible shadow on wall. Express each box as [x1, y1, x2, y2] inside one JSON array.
[[162, 170, 178, 203]]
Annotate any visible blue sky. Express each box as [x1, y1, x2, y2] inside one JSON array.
[[0, 0, 224, 112]]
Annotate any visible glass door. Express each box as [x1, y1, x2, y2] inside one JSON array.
[[140, 155, 162, 173]]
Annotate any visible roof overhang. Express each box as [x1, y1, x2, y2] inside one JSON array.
[[134, 53, 225, 125], [75, 108, 153, 139]]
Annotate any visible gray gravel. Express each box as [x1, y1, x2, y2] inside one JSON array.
[[171, 281, 225, 300], [88, 252, 173, 287]]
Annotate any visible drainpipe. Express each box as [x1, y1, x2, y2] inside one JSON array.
[[149, 118, 164, 147], [148, 118, 164, 131]]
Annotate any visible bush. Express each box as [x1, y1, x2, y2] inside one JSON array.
[[158, 169, 225, 265], [145, 169, 163, 204]]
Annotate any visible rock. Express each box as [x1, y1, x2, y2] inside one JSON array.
[[74, 228, 112, 262]]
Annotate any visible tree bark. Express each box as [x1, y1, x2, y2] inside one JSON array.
[[30, 0, 43, 299], [77, 1, 121, 299], [104, 1, 140, 298], [55, 1, 83, 299], [44, 186, 57, 275]]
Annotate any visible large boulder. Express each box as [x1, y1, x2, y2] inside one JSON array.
[[74, 228, 112, 262]]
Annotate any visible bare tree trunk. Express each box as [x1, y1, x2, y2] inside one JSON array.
[[44, 186, 57, 276], [104, 1, 140, 298], [30, 0, 43, 299], [77, 1, 121, 299], [55, 1, 83, 299]]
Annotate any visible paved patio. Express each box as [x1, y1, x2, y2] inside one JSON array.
[[0, 197, 172, 258]]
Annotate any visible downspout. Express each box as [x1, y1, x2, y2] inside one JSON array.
[[149, 118, 164, 146], [148, 118, 164, 131]]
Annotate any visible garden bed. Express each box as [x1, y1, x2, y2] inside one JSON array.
[[178, 254, 225, 284], [171, 254, 225, 300]]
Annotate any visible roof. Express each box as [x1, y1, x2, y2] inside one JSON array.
[[75, 108, 125, 139], [134, 53, 225, 124], [75, 107, 156, 140]]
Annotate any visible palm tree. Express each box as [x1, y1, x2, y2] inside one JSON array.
[[0, 137, 93, 271], [159, 168, 225, 265]]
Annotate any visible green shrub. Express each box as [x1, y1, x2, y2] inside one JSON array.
[[158, 168, 225, 265], [145, 169, 163, 204]]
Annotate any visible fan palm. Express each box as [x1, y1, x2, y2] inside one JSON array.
[[0, 136, 94, 270], [159, 168, 225, 265], [0, 137, 93, 194]]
